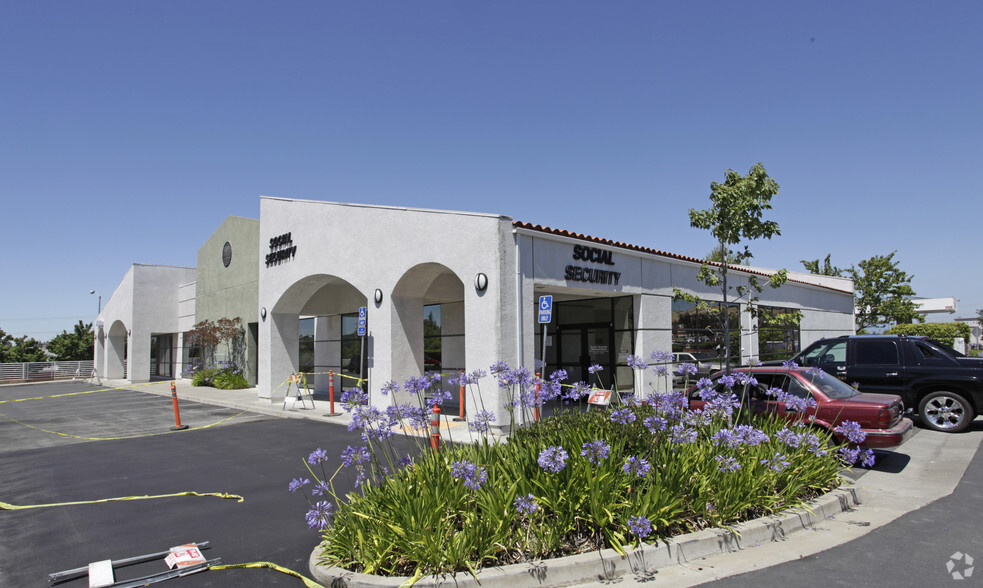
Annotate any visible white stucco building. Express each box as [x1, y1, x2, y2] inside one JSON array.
[[94, 198, 856, 428]]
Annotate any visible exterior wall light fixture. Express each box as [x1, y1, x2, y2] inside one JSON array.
[[260, 307, 267, 321], [374, 289, 383, 304], [475, 273, 488, 292]]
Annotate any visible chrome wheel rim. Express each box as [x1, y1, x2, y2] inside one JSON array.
[[924, 396, 966, 430]]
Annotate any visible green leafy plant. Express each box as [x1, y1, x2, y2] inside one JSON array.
[[296, 359, 858, 584]]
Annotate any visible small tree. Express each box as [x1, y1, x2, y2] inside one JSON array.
[[673, 163, 789, 372], [850, 251, 918, 331], [185, 317, 244, 370], [47, 321, 95, 361]]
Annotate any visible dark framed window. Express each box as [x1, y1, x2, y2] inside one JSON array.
[[299, 317, 315, 375], [757, 306, 801, 363], [423, 304, 441, 373], [671, 299, 739, 368]]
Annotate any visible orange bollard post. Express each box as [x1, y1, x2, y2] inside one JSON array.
[[324, 370, 341, 417], [170, 381, 188, 431], [534, 372, 541, 422], [430, 404, 441, 452], [453, 370, 466, 422]]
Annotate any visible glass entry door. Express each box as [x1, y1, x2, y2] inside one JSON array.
[[557, 323, 613, 389]]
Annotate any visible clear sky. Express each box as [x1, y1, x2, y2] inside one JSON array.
[[2, 1, 980, 341]]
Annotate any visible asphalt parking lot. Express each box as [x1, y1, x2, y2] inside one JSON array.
[[0, 381, 405, 587]]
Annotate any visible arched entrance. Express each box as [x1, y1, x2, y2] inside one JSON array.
[[105, 320, 128, 379], [389, 263, 466, 405], [267, 274, 367, 398]]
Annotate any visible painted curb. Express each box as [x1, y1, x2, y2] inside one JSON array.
[[308, 482, 863, 587]]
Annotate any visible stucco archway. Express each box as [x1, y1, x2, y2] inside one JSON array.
[[266, 274, 367, 398]]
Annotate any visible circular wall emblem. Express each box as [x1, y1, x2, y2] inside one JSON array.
[[222, 242, 232, 267]]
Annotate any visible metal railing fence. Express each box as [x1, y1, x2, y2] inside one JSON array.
[[0, 360, 95, 382]]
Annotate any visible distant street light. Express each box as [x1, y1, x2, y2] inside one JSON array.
[[90, 290, 101, 314]]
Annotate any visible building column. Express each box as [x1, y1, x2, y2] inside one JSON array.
[[635, 294, 672, 395], [260, 311, 298, 401]]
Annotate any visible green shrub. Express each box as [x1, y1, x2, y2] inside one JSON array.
[[886, 322, 971, 347], [213, 370, 248, 390], [190, 365, 247, 389], [191, 368, 219, 387]]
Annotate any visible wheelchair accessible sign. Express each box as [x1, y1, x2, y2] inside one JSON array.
[[357, 306, 367, 336], [538, 295, 553, 324]]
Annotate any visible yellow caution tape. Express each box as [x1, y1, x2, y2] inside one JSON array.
[[0, 491, 243, 510], [211, 561, 325, 588], [0, 409, 249, 441]]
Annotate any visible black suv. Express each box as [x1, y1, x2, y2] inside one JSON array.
[[777, 335, 983, 433]]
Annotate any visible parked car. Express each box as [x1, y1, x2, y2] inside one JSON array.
[[672, 352, 714, 384], [686, 366, 914, 449], [770, 335, 983, 433]]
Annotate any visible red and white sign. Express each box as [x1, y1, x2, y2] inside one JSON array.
[[588, 388, 612, 406], [165, 544, 206, 569]]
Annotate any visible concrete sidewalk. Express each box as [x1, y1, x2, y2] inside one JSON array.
[[104, 378, 502, 443]]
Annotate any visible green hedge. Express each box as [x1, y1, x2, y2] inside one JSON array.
[[886, 322, 972, 348]]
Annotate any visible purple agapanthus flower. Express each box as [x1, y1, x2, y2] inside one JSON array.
[[626, 355, 649, 370], [340, 445, 370, 467], [513, 493, 538, 516], [676, 363, 698, 376], [761, 454, 790, 472], [469, 410, 496, 433], [580, 439, 611, 465], [715, 455, 741, 473], [538, 446, 569, 473], [288, 477, 310, 493], [450, 460, 487, 491], [307, 448, 329, 465], [627, 515, 653, 538], [305, 500, 334, 531], [311, 480, 331, 496], [623, 455, 651, 478], [643, 414, 668, 434], [668, 424, 698, 445], [611, 408, 636, 425], [835, 420, 867, 445], [566, 382, 591, 401]]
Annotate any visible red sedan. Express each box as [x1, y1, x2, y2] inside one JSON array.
[[687, 366, 914, 449]]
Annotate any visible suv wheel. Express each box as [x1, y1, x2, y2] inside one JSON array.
[[918, 391, 974, 433]]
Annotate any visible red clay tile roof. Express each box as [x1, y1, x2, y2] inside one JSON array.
[[512, 221, 850, 293], [512, 221, 719, 266]]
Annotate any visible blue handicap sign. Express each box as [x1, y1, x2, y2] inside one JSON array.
[[538, 295, 553, 324], [357, 307, 367, 335]]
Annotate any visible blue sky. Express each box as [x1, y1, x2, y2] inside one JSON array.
[[2, 1, 980, 341]]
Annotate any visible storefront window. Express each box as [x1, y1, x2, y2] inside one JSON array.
[[340, 314, 366, 389], [757, 306, 801, 362], [299, 317, 315, 375], [424, 304, 441, 373], [536, 295, 634, 393], [671, 299, 739, 368]]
